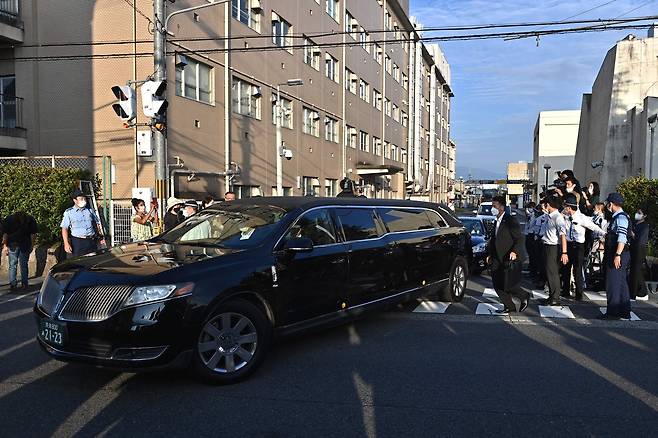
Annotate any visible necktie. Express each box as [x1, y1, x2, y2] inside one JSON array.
[[569, 217, 574, 241]]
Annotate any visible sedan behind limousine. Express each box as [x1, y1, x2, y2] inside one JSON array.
[[35, 197, 472, 384]]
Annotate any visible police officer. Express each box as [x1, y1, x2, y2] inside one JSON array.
[[337, 177, 357, 198], [61, 189, 105, 257], [561, 194, 604, 300], [601, 193, 632, 320]]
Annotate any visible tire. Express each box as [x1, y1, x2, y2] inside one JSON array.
[[440, 257, 469, 303], [192, 299, 272, 385]]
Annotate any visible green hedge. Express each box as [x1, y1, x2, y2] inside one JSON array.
[[617, 176, 658, 255], [0, 164, 93, 245]]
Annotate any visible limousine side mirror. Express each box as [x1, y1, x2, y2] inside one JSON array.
[[284, 237, 314, 253]]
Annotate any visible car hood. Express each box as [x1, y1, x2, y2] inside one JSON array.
[[52, 241, 245, 280]]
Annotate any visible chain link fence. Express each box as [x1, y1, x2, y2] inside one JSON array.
[[0, 155, 113, 239], [111, 200, 133, 246]]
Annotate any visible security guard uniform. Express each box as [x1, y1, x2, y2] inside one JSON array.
[[603, 193, 632, 319], [61, 202, 101, 257]]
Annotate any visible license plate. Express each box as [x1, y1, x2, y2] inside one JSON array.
[[38, 319, 67, 347]]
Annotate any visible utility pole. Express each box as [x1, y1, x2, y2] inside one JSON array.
[[154, 0, 167, 221]]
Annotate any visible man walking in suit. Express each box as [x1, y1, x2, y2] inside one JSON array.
[[487, 196, 529, 314]]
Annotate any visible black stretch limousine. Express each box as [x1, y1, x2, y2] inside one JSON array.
[[35, 197, 472, 384]]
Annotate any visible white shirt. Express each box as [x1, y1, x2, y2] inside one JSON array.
[[565, 210, 604, 243], [495, 212, 505, 236], [542, 210, 567, 245]]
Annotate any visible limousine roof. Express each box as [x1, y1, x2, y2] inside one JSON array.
[[214, 197, 461, 226]]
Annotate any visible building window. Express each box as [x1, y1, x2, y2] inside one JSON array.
[[401, 148, 407, 164], [384, 141, 390, 159], [271, 186, 293, 196], [302, 107, 320, 137], [373, 137, 382, 156], [272, 12, 292, 52], [392, 104, 400, 122], [303, 36, 321, 70], [359, 79, 369, 102], [326, 0, 339, 22], [373, 89, 382, 110], [346, 125, 357, 148], [232, 0, 261, 32], [401, 111, 408, 127], [402, 72, 408, 90], [391, 144, 398, 161], [346, 68, 358, 94], [303, 176, 321, 196], [393, 63, 400, 82], [385, 55, 392, 74], [345, 11, 355, 36], [234, 185, 262, 199], [232, 76, 261, 119], [359, 131, 369, 152], [384, 98, 391, 117], [325, 53, 339, 83], [176, 58, 213, 104], [384, 10, 391, 29], [359, 28, 370, 53], [374, 43, 382, 64], [272, 96, 293, 129], [325, 178, 338, 197], [325, 116, 339, 142]]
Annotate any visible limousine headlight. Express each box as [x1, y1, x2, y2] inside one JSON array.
[[123, 283, 195, 307], [473, 242, 487, 253]]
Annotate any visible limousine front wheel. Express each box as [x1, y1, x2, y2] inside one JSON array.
[[192, 299, 272, 384], [446, 257, 468, 303]]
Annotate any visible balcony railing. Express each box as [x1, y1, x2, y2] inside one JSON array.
[[0, 95, 25, 137], [0, 0, 21, 27]]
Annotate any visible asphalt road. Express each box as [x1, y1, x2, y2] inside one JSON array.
[[1, 279, 657, 438]]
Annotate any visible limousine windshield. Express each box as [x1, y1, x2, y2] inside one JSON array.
[[157, 205, 288, 249]]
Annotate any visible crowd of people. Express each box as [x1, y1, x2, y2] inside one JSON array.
[[517, 169, 651, 320]]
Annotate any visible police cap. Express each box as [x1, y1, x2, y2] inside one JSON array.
[[605, 192, 624, 206]]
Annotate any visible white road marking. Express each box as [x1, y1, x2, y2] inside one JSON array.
[[532, 290, 549, 300], [413, 301, 450, 314], [633, 295, 649, 301], [482, 288, 498, 297], [599, 307, 641, 321], [584, 291, 607, 302], [538, 305, 575, 319], [475, 302, 506, 315], [0, 292, 37, 305]]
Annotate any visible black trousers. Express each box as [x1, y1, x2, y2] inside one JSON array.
[[561, 242, 585, 299], [525, 234, 536, 274], [535, 238, 546, 283], [71, 236, 98, 257], [605, 251, 631, 318], [491, 261, 529, 310], [544, 244, 561, 301], [629, 245, 648, 298]]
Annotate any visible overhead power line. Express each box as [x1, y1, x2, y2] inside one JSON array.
[[3, 14, 658, 50], [0, 21, 655, 63]]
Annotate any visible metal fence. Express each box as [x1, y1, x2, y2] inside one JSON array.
[[0, 0, 20, 27], [0, 155, 113, 237], [111, 200, 133, 246]]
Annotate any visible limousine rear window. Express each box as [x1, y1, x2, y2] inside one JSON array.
[[334, 208, 380, 241], [283, 208, 337, 246], [378, 208, 434, 233], [426, 210, 449, 228]]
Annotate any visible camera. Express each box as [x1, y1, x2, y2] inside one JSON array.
[[281, 148, 293, 161]]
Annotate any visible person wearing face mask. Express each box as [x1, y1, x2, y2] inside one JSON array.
[[600, 193, 632, 320], [486, 196, 529, 314], [531, 201, 550, 288], [583, 181, 600, 214], [523, 202, 538, 276], [60, 189, 106, 257], [164, 197, 184, 231], [130, 198, 157, 242], [541, 196, 569, 306], [628, 207, 650, 299]]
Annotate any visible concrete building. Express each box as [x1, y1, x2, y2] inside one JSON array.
[[533, 110, 581, 200], [574, 31, 658, 195], [506, 161, 532, 206], [0, 0, 454, 205]]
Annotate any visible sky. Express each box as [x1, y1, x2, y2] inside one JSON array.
[[409, 0, 658, 179]]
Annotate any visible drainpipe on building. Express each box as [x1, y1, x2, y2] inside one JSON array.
[[429, 64, 437, 202], [224, 1, 232, 194], [413, 41, 422, 187], [407, 39, 415, 183]]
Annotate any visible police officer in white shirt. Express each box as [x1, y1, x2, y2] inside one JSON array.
[[531, 204, 550, 287], [561, 194, 604, 300], [541, 196, 569, 305]]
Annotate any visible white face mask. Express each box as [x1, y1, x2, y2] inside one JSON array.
[[138, 205, 146, 213], [635, 213, 644, 221], [490, 207, 500, 217], [588, 187, 594, 195], [75, 199, 87, 208], [182, 209, 191, 218], [566, 186, 574, 193]]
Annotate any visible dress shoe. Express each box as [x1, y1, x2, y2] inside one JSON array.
[[495, 307, 515, 315], [519, 299, 529, 312], [541, 299, 561, 306]]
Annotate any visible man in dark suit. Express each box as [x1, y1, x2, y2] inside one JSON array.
[[487, 196, 530, 314]]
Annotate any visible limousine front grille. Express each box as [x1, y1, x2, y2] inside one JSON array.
[[59, 285, 134, 322]]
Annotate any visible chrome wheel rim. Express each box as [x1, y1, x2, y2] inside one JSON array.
[[453, 265, 466, 296], [198, 312, 258, 374]]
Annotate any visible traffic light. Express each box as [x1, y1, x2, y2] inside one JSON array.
[[140, 80, 168, 118], [111, 85, 136, 122]]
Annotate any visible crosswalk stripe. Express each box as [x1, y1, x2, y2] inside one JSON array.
[[584, 291, 607, 302], [475, 302, 506, 315], [482, 288, 498, 297], [599, 307, 641, 321], [531, 290, 548, 300], [413, 301, 450, 314], [538, 305, 575, 319]]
